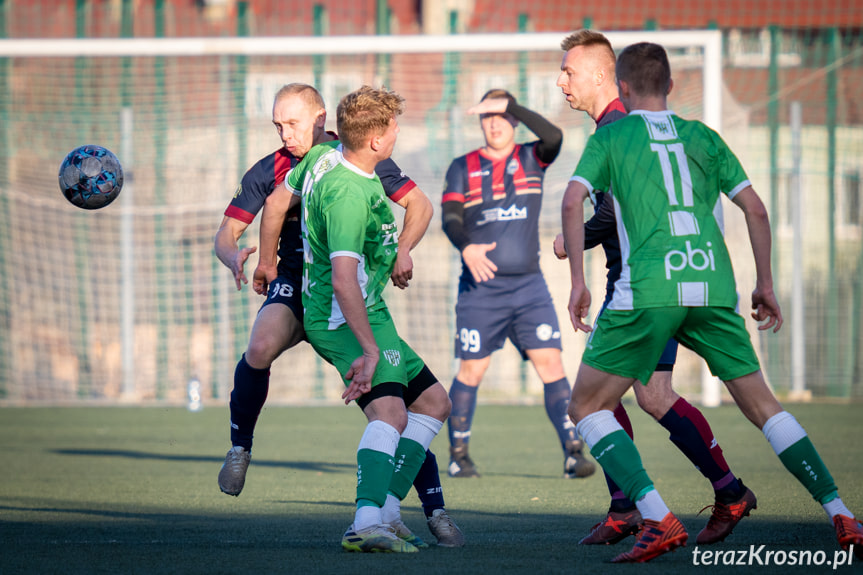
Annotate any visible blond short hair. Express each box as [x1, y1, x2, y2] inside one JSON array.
[[336, 86, 405, 151], [560, 29, 616, 65]]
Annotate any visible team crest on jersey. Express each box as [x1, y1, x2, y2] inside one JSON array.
[[536, 323, 560, 342], [506, 159, 519, 175], [383, 349, 401, 366]]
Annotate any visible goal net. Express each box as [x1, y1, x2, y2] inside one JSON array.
[[0, 30, 734, 404]]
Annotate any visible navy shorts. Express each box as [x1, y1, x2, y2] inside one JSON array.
[[260, 274, 303, 321], [599, 290, 677, 371], [455, 272, 562, 360]]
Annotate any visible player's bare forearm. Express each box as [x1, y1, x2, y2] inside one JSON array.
[[214, 216, 244, 268], [561, 181, 588, 287], [333, 257, 380, 401], [562, 181, 592, 332], [251, 262, 276, 295], [390, 187, 432, 288], [391, 250, 414, 289], [342, 355, 376, 404], [259, 188, 298, 270], [731, 186, 783, 333], [466, 97, 508, 116], [395, 187, 433, 252], [744, 207, 773, 289], [214, 216, 255, 290], [751, 286, 783, 333], [332, 257, 379, 357], [732, 188, 776, 288]]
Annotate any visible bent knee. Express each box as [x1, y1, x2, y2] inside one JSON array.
[[567, 400, 586, 426], [412, 383, 451, 422], [427, 385, 452, 421], [245, 335, 288, 368], [634, 391, 676, 420]]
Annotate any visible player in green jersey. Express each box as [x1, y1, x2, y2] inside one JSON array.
[[561, 42, 862, 563], [554, 29, 754, 548], [261, 86, 452, 553]]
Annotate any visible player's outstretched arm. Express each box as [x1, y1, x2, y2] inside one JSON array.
[[731, 185, 783, 333], [332, 256, 379, 404], [467, 97, 563, 163], [390, 186, 433, 289], [562, 180, 592, 333], [214, 216, 256, 290], [253, 187, 299, 295]]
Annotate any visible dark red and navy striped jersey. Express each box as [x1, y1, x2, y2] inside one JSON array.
[[224, 143, 416, 280], [442, 141, 550, 277]]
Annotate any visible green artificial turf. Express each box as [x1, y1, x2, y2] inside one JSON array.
[[1, 403, 861, 574]]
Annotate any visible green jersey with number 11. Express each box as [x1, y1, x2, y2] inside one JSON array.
[[572, 110, 750, 310], [286, 140, 399, 330]]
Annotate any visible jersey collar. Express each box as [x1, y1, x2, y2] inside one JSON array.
[[595, 98, 627, 125]]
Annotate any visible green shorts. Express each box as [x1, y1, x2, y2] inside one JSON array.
[[306, 306, 425, 388], [582, 306, 761, 385]]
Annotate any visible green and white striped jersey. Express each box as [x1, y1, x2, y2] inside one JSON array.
[[286, 141, 399, 330], [572, 110, 750, 310]]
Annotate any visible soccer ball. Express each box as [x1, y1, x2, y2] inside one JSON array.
[[58, 145, 124, 210]]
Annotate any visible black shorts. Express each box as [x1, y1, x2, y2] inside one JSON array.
[[260, 274, 303, 321], [455, 272, 562, 360], [356, 365, 438, 410]]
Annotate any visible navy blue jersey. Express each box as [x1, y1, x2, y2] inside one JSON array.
[[223, 140, 416, 280], [225, 148, 302, 278], [442, 142, 550, 278], [584, 98, 627, 299]]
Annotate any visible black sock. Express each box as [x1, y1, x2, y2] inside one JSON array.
[[228, 354, 270, 450]]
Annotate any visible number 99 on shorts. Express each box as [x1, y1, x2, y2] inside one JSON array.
[[459, 328, 481, 353]]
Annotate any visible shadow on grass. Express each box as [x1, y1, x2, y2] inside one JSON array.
[[53, 448, 354, 473], [1, 506, 847, 575]]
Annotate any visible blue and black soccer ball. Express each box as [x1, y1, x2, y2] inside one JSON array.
[[58, 145, 124, 210]]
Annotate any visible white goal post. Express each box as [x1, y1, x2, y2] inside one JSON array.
[[0, 30, 722, 130]]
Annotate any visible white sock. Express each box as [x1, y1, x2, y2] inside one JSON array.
[[381, 493, 401, 524], [402, 412, 444, 450], [354, 505, 382, 531], [357, 420, 400, 456], [635, 489, 671, 522], [762, 411, 807, 455], [354, 421, 399, 531], [574, 410, 623, 449], [823, 497, 854, 520]]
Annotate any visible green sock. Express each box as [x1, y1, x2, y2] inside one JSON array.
[[777, 437, 838, 504], [387, 437, 427, 501], [356, 448, 395, 507], [591, 429, 655, 503]]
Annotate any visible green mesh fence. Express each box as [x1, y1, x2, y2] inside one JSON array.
[[0, 0, 861, 404]]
